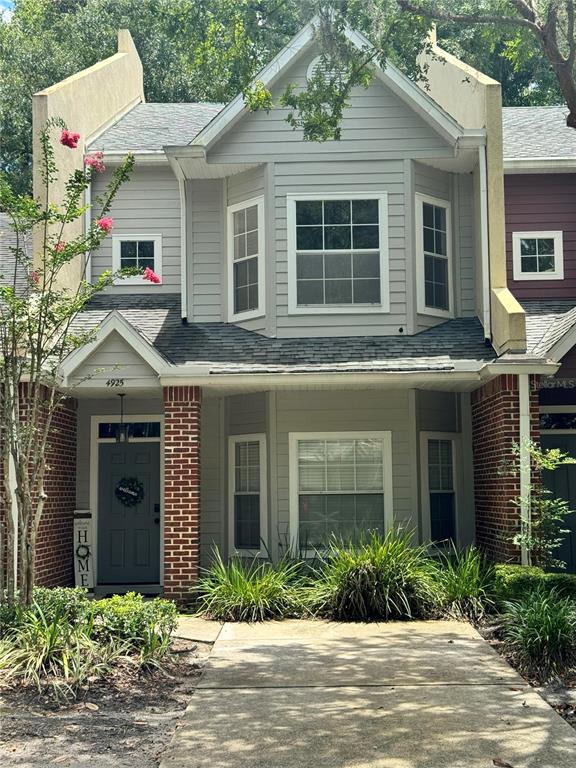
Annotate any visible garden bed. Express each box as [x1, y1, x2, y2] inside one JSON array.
[[0, 636, 212, 767]]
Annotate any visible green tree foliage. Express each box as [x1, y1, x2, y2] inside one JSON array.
[[0, 0, 570, 193]]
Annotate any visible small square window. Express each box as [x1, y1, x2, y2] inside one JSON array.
[[513, 232, 564, 281], [113, 235, 162, 284]]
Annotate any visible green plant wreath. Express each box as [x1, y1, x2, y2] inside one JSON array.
[[115, 477, 145, 507], [75, 543, 90, 560]]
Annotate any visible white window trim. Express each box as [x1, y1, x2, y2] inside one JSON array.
[[540, 404, 576, 434], [512, 230, 564, 281], [419, 432, 460, 545], [415, 193, 453, 319], [228, 433, 268, 556], [286, 191, 390, 315], [288, 431, 394, 553], [112, 234, 163, 285], [227, 196, 266, 322]]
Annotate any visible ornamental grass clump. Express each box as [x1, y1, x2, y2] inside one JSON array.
[[500, 587, 576, 682], [195, 550, 304, 622], [435, 545, 496, 621], [305, 530, 440, 621]]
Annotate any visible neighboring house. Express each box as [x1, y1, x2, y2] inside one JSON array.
[[0, 211, 29, 292], [502, 106, 576, 572], [0, 23, 563, 602]]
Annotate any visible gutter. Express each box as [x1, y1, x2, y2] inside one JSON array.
[[504, 157, 576, 174], [84, 179, 92, 283]]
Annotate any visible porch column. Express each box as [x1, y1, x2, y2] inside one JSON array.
[[163, 385, 202, 604], [471, 374, 539, 562]]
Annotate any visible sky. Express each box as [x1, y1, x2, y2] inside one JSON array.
[[0, 0, 13, 19]]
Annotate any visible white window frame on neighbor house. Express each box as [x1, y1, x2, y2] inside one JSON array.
[[228, 434, 268, 556], [112, 234, 163, 285], [540, 404, 576, 434], [420, 432, 460, 545], [288, 431, 394, 553], [415, 193, 453, 319], [89, 414, 164, 588], [512, 231, 564, 281], [286, 192, 390, 315], [227, 196, 266, 322]]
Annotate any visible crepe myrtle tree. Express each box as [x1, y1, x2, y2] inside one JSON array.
[[0, 118, 159, 606], [244, 1, 576, 140]]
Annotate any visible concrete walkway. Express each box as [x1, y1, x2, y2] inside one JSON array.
[[162, 619, 576, 768]]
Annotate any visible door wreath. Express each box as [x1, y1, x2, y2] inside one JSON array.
[[115, 477, 145, 507]]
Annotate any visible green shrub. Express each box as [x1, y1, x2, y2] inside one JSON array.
[[0, 599, 20, 638], [435, 546, 496, 621], [305, 530, 440, 621], [494, 564, 576, 605], [92, 592, 177, 656], [500, 587, 576, 681], [31, 587, 90, 623], [195, 550, 304, 622], [0, 603, 125, 697]]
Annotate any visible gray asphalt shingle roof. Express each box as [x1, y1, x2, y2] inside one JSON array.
[[0, 212, 30, 294], [502, 106, 576, 160], [88, 102, 224, 152], [522, 300, 576, 356], [73, 294, 496, 374]]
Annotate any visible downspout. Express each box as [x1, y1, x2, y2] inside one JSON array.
[[178, 177, 188, 322], [518, 373, 531, 565], [478, 146, 491, 340]]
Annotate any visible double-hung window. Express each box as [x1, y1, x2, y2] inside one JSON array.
[[512, 231, 564, 281], [421, 434, 458, 544], [287, 193, 389, 313], [228, 435, 267, 553], [416, 194, 452, 316], [227, 197, 265, 320], [112, 234, 162, 284], [289, 432, 393, 550]]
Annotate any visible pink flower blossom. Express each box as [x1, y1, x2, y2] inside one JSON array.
[[96, 216, 113, 234], [142, 266, 161, 284], [54, 241, 66, 253], [84, 151, 105, 173], [29, 271, 40, 285], [60, 129, 80, 149]]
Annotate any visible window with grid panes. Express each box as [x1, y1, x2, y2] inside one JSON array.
[[422, 201, 449, 311], [232, 203, 260, 314], [427, 439, 456, 542], [232, 440, 262, 550]]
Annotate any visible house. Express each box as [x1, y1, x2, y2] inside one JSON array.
[[0, 22, 563, 602], [502, 106, 576, 572]]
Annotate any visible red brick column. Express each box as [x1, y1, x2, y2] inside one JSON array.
[[163, 385, 202, 604], [471, 374, 539, 562], [35, 395, 78, 586]]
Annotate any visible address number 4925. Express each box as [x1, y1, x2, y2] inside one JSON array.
[[106, 378, 125, 387]]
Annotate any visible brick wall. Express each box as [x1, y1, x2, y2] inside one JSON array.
[[471, 374, 539, 562], [163, 385, 202, 604], [0, 389, 77, 589], [35, 395, 78, 586]]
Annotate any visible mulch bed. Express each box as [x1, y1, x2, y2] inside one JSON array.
[[0, 638, 212, 767]]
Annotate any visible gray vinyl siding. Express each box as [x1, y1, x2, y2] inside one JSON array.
[[414, 162, 477, 330], [209, 53, 452, 164], [227, 166, 265, 206], [227, 393, 267, 434], [91, 164, 181, 293], [274, 159, 407, 336], [416, 390, 458, 433], [458, 173, 476, 316], [69, 331, 161, 390], [200, 397, 224, 567], [187, 178, 224, 322], [273, 390, 417, 552]]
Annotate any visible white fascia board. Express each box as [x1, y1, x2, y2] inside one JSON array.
[[504, 158, 576, 173], [343, 26, 465, 145], [547, 325, 576, 362], [60, 311, 171, 382], [483, 361, 559, 376], [100, 151, 169, 166], [191, 22, 317, 151], [191, 18, 466, 153]]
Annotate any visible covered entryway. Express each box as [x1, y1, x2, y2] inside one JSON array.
[[97, 440, 161, 586], [541, 433, 576, 573]]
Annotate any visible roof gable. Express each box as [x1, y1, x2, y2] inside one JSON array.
[[192, 19, 466, 153]]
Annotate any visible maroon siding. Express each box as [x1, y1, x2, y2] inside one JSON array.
[[505, 173, 576, 299]]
